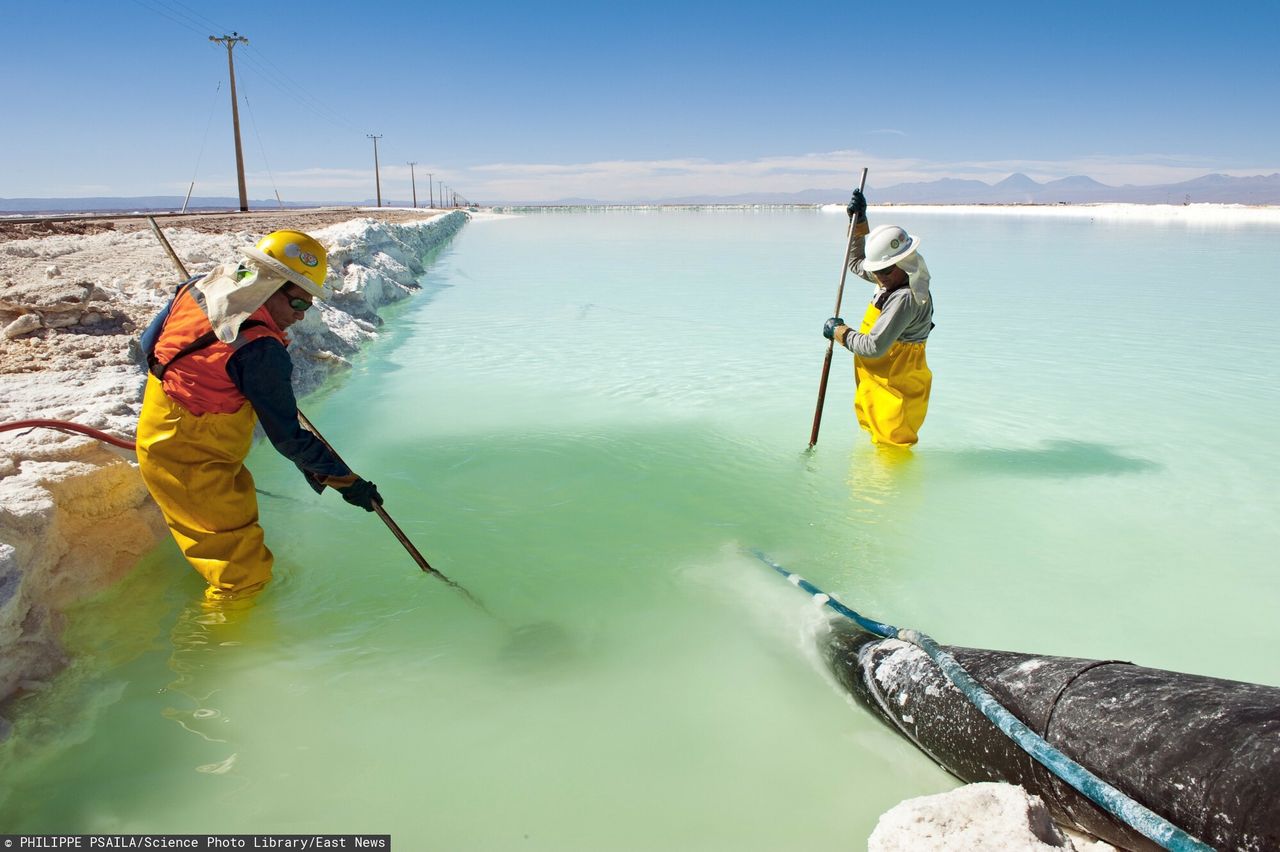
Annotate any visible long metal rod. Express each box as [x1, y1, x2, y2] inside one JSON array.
[[145, 219, 492, 614], [295, 411, 492, 615], [808, 167, 869, 449]]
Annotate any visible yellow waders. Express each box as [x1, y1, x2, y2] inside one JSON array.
[[136, 374, 274, 600], [853, 302, 932, 447]]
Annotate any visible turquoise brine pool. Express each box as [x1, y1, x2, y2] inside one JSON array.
[[3, 208, 1278, 848]]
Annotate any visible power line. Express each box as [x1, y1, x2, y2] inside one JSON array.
[[242, 90, 284, 207], [134, 0, 456, 206], [163, 0, 231, 33], [182, 80, 223, 212], [128, 0, 362, 138], [128, 0, 210, 38], [238, 45, 364, 135]]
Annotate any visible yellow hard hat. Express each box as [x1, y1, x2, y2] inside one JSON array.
[[242, 229, 331, 299]]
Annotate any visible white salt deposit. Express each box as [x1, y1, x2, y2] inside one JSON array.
[[820, 201, 1280, 225], [868, 782, 1117, 851]]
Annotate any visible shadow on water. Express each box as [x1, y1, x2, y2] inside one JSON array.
[[926, 440, 1160, 478], [495, 621, 577, 673]]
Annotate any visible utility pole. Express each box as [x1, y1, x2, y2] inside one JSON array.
[[367, 134, 383, 207], [209, 32, 250, 212], [427, 173, 434, 208], [408, 162, 418, 208]]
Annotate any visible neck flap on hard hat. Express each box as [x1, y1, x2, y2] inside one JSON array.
[[897, 252, 931, 307], [193, 261, 290, 343]]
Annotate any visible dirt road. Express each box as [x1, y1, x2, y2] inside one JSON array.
[[0, 206, 451, 241]]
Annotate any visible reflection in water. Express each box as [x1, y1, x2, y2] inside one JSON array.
[[161, 597, 260, 750], [195, 752, 239, 775], [845, 444, 920, 516]]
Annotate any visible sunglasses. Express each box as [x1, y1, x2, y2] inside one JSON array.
[[285, 294, 313, 312], [872, 265, 897, 276]]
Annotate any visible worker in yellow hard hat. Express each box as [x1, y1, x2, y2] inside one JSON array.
[[823, 189, 935, 447], [136, 230, 381, 602]]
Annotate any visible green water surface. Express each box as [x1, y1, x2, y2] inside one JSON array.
[[2, 208, 1278, 848]]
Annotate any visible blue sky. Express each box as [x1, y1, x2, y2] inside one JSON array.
[[2, 0, 1278, 203]]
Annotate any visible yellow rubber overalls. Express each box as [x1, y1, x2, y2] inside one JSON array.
[[853, 299, 932, 447], [136, 374, 274, 600]]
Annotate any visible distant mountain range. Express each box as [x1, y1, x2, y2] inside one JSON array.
[[862, 172, 1280, 205], [564, 172, 1280, 207], [4, 173, 1279, 213]]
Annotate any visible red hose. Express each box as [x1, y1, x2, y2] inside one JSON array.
[[0, 419, 137, 451]]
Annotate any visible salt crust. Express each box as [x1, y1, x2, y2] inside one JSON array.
[[0, 211, 469, 710], [869, 782, 1117, 851], [819, 201, 1280, 225]]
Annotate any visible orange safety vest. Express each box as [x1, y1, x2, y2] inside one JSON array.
[[151, 287, 286, 416]]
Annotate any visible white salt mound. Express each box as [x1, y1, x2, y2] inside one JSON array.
[[868, 782, 1116, 852]]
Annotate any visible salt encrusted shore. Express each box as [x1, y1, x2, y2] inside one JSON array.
[[0, 209, 469, 710]]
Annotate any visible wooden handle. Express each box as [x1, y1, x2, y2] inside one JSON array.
[[808, 168, 868, 449]]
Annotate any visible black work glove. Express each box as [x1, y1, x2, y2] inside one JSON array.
[[823, 317, 845, 341], [339, 478, 382, 512], [846, 189, 867, 222]]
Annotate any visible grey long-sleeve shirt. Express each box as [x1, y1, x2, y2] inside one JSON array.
[[840, 231, 934, 358]]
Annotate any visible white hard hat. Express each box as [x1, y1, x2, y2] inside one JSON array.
[[863, 224, 920, 272]]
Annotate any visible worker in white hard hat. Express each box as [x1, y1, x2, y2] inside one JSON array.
[[823, 189, 935, 447], [136, 230, 381, 602]]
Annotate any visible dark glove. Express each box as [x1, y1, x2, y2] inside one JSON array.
[[823, 317, 845, 340], [339, 478, 382, 512], [846, 189, 867, 222]]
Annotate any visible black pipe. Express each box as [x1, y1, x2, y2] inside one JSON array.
[[822, 623, 1280, 851]]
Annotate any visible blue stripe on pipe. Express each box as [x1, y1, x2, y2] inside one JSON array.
[[749, 549, 898, 638], [747, 549, 1214, 852]]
